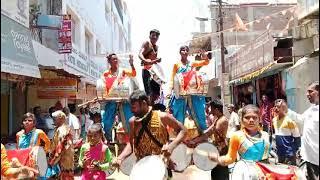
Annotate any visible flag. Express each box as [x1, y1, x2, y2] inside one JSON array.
[[235, 13, 248, 31]]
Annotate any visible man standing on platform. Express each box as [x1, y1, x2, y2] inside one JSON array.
[[139, 29, 162, 104]]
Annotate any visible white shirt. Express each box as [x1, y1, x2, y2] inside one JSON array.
[[287, 109, 304, 134], [300, 104, 319, 165], [288, 106, 319, 165], [68, 113, 80, 140], [227, 111, 240, 138]]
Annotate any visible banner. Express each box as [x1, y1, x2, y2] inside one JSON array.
[[58, 15, 72, 54], [227, 30, 274, 80], [37, 79, 77, 99], [1, 0, 29, 28], [1, 15, 40, 78]]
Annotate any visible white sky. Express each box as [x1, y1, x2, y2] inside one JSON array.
[[126, 0, 211, 91], [125, 0, 297, 91]]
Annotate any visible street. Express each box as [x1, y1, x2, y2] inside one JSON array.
[[107, 165, 211, 180]]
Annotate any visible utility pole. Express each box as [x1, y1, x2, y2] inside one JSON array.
[[218, 0, 225, 73]]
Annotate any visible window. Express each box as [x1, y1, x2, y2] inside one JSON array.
[[96, 41, 101, 55], [71, 19, 76, 45], [85, 33, 90, 55]]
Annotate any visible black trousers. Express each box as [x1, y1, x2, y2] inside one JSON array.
[[211, 146, 229, 180], [142, 69, 160, 97]]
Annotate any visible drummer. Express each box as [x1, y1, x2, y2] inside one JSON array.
[[138, 29, 162, 104], [186, 100, 229, 180], [16, 112, 51, 153], [207, 105, 270, 169], [101, 53, 136, 141], [102, 53, 136, 90], [168, 46, 209, 131], [1, 143, 38, 179], [113, 90, 186, 178]]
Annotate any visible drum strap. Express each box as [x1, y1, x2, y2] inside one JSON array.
[[135, 111, 163, 148]]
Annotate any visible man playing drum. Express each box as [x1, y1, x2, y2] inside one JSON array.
[[168, 46, 210, 133], [16, 112, 51, 153], [139, 29, 162, 104], [99, 53, 136, 141], [185, 100, 229, 180], [113, 90, 186, 178]]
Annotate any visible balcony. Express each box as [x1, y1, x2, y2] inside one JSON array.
[[298, 0, 319, 20]]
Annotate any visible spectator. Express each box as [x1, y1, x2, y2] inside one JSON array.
[[227, 104, 240, 139], [44, 106, 56, 139], [272, 99, 300, 165], [79, 108, 86, 139], [237, 101, 246, 120], [33, 106, 46, 132], [259, 94, 273, 133], [63, 107, 80, 141], [289, 82, 319, 180]]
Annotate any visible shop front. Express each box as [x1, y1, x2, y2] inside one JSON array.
[[1, 15, 41, 138], [228, 30, 292, 108]]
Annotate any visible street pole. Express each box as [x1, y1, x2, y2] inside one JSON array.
[[218, 0, 225, 73]]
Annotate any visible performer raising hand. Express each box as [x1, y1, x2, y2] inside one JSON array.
[[139, 29, 162, 104]]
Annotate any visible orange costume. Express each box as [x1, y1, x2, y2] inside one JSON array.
[[169, 59, 209, 91], [16, 128, 51, 153], [102, 68, 136, 95], [1, 144, 15, 177]]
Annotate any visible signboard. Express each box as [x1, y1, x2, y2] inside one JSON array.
[[1, 0, 29, 28], [58, 15, 72, 54], [65, 47, 102, 84], [1, 15, 41, 78], [37, 15, 62, 30], [37, 79, 77, 99], [227, 30, 274, 80]]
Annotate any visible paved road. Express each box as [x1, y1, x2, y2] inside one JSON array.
[[75, 165, 212, 179], [107, 165, 211, 180]]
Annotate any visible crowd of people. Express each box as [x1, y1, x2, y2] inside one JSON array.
[[1, 28, 319, 180]]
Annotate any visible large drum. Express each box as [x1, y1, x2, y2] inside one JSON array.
[[192, 143, 219, 171], [170, 143, 192, 172], [120, 153, 137, 176], [231, 160, 306, 180], [7, 146, 48, 177], [96, 75, 134, 99], [29, 146, 48, 177], [130, 155, 168, 180], [174, 71, 209, 97], [231, 160, 262, 180]]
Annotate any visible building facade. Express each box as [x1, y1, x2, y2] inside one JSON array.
[[1, 0, 131, 138]]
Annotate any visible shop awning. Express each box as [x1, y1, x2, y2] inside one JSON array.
[[1, 15, 41, 78], [229, 61, 293, 85]]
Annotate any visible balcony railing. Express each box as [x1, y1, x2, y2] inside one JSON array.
[[298, 0, 319, 20]]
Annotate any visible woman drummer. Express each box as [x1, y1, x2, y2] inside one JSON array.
[[1, 143, 39, 179], [208, 104, 270, 165], [16, 112, 51, 153]]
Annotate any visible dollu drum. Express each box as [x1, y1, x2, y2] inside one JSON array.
[[169, 143, 192, 172], [192, 142, 219, 171], [120, 153, 137, 176], [130, 155, 168, 180]]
